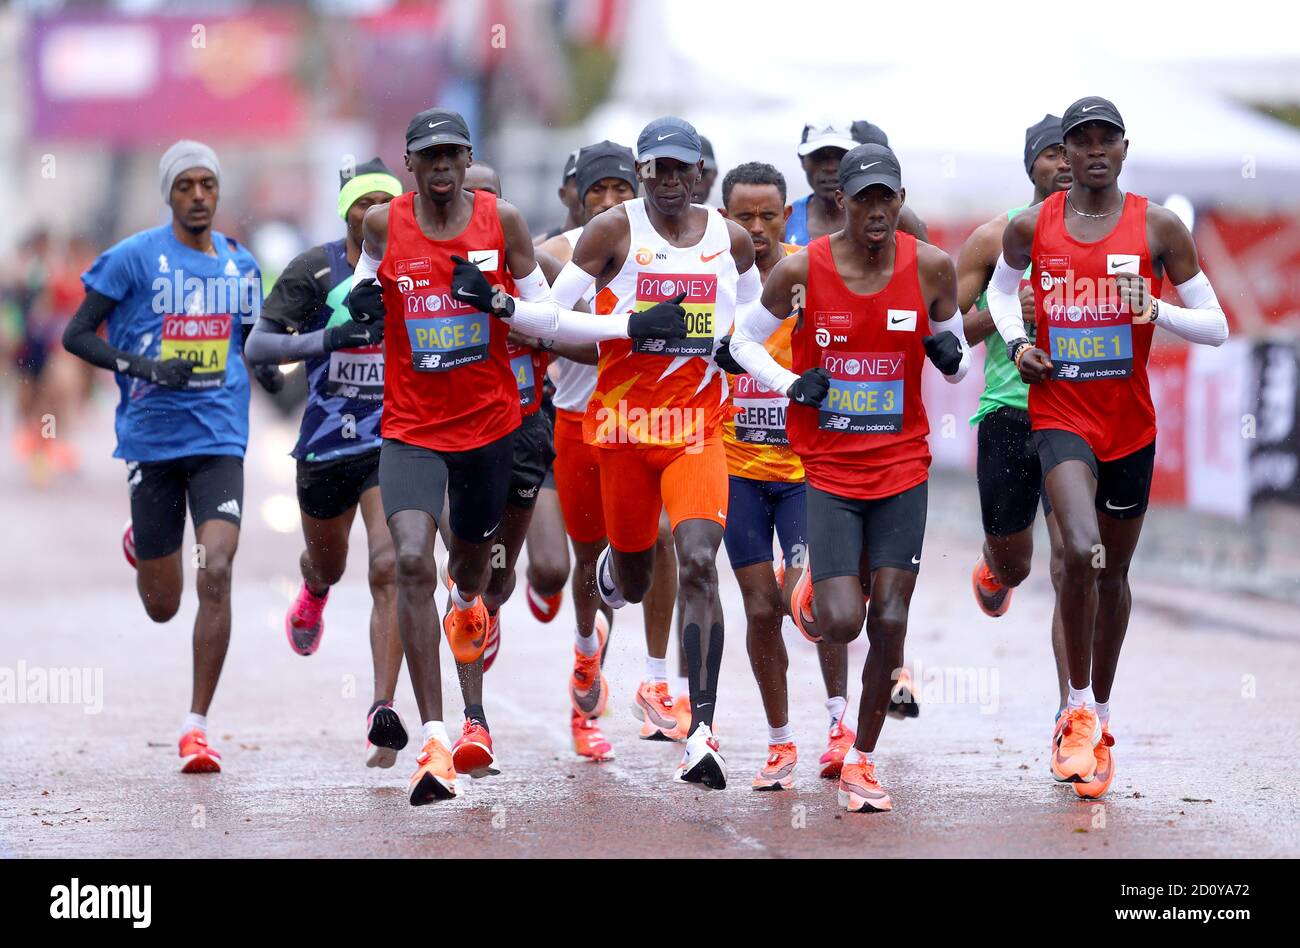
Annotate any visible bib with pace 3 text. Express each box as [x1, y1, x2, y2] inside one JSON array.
[[817, 350, 905, 433], [160, 311, 233, 390], [402, 283, 490, 373], [507, 342, 536, 408], [732, 373, 789, 445], [1043, 255, 1134, 382], [631, 272, 716, 357], [324, 279, 384, 400]]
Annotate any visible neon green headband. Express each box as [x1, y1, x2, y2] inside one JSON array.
[[338, 172, 403, 220]]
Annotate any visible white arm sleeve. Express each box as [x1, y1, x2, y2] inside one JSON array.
[[986, 254, 1028, 347], [551, 261, 598, 310], [501, 264, 559, 337], [551, 307, 631, 344], [735, 263, 762, 305], [927, 307, 972, 384], [1157, 271, 1229, 347], [730, 298, 800, 395], [353, 247, 381, 283]]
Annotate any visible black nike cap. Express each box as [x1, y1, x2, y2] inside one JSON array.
[[1023, 114, 1064, 177], [406, 108, 473, 153], [576, 140, 638, 200], [637, 116, 702, 165], [839, 143, 902, 195], [562, 149, 579, 183], [1061, 97, 1125, 139]]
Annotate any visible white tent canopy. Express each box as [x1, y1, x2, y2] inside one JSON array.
[[588, 0, 1300, 215]]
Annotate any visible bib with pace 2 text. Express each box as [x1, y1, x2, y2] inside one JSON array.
[[160, 312, 233, 390], [1041, 254, 1134, 382], [817, 350, 905, 433], [732, 373, 789, 445], [324, 279, 384, 400], [507, 341, 536, 408], [401, 275, 489, 373], [631, 272, 715, 357]]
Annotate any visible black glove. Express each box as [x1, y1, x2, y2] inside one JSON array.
[[345, 277, 385, 325], [923, 331, 963, 375], [713, 333, 745, 374], [130, 355, 193, 390], [628, 291, 688, 339], [251, 362, 285, 394], [450, 255, 514, 318], [787, 367, 831, 407], [324, 317, 383, 353]]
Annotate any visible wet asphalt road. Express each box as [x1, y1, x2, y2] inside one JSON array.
[[3, 397, 1298, 858]]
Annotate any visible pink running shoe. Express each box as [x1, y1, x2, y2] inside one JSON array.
[[285, 584, 329, 656]]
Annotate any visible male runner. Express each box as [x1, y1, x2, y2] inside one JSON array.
[[986, 97, 1228, 799], [785, 121, 928, 245], [352, 109, 686, 803], [244, 157, 409, 767], [538, 141, 688, 756], [62, 140, 262, 774], [956, 116, 1072, 713], [545, 117, 758, 789], [713, 162, 854, 788], [731, 143, 972, 812]]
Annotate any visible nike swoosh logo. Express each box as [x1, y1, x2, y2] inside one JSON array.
[[657, 133, 678, 141], [911, 555, 921, 564], [482, 521, 500, 538], [890, 316, 909, 324], [1104, 500, 1138, 511], [457, 288, 475, 298], [701, 249, 725, 263], [860, 161, 881, 170], [429, 120, 449, 128], [618, 165, 631, 171], [1081, 105, 1098, 112]]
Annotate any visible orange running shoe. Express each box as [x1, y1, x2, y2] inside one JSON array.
[[818, 720, 856, 778], [569, 647, 608, 719], [571, 711, 615, 761], [1051, 706, 1101, 782], [971, 555, 1013, 617], [443, 595, 489, 664], [451, 719, 497, 778], [526, 583, 563, 623], [752, 742, 798, 790], [838, 758, 892, 812], [482, 611, 502, 672], [631, 679, 680, 741], [409, 737, 459, 804], [888, 667, 920, 720], [1074, 727, 1115, 799], [669, 693, 692, 741], [790, 569, 822, 643], [178, 728, 221, 774]]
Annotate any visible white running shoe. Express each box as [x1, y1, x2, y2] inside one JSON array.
[[595, 545, 627, 610], [673, 723, 727, 790]]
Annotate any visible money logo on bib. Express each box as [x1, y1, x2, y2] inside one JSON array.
[[631, 272, 716, 357], [160, 308, 233, 390], [403, 286, 489, 372], [732, 373, 789, 445], [1045, 278, 1133, 382], [818, 351, 905, 433]]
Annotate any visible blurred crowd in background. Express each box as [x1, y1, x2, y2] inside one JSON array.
[[2, 0, 1299, 589]]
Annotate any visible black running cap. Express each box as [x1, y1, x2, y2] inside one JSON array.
[[839, 143, 902, 195], [1061, 97, 1125, 138], [1024, 115, 1064, 176], [637, 116, 702, 165], [851, 120, 889, 148], [406, 108, 472, 153]]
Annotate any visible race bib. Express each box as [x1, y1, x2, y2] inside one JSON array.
[[1046, 297, 1132, 381], [631, 272, 716, 357], [510, 352, 536, 408], [326, 346, 384, 400], [160, 313, 232, 390], [732, 373, 788, 445], [818, 350, 905, 433], [403, 288, 489, 372]]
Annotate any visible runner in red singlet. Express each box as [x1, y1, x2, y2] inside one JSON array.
[[986, 97, 1229, 800], [731, 144, 972, 812]]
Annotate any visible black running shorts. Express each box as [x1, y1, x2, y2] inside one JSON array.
[[806, 480, 928, 583], [126, 454, 244, 561], [379, 432, 516, 542], [508, 411, 556, 510], [1034, 429, 1155, 521], [296, 449, 381, 521], [977, 407, 1046, 537]]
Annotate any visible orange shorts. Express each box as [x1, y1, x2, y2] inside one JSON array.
[[598, 437, 728, 553], [553, 409, 607, 544]]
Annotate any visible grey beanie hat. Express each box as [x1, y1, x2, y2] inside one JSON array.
[[160, 140, 220, 201]]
